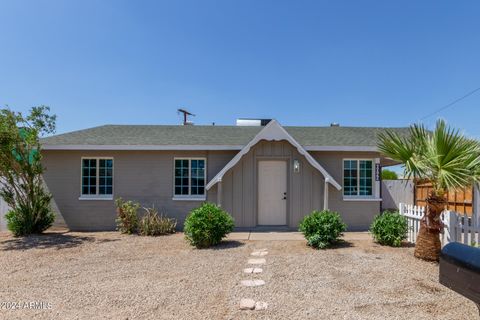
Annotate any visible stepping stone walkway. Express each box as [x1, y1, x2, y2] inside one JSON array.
[[243, 267, 263, 274], [247, 258, 266, 265], [239, 299, 268, 311], [241, 279, 265, 287], [239, 298, 255, 310], [251, 251, 268, 257], [255, 301, 268, 310], [239, 248, 269, 311]]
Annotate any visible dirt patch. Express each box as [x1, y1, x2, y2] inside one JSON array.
[[0, 232, 476, 319]]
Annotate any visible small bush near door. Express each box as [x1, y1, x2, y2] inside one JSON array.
[[115, 198, 140, 234], [139, 207, 177, 236], [299, 210, 347, 249], [370, 211, 408, 247], [184, 202, 234, 248]]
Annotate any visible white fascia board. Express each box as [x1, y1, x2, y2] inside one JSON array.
[[206, 120, 342, 191], [42, 145, 244, 151], [305, 146, 378, 152]]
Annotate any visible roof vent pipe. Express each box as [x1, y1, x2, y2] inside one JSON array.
[[177, 108, 195, 125]]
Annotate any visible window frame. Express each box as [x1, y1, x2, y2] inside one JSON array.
[[79, 157, 114, 200], [342, 158, 374, 198], [172, 157, 207, 200]]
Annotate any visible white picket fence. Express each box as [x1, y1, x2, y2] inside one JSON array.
[[399, 203, 480, 246]]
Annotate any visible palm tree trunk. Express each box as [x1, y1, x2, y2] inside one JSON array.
[[414, 192, 446, 261]]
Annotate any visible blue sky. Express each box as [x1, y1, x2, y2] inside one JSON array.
[[1, 1, 480, 137]]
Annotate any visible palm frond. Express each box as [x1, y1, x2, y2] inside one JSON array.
[[377, 124, 429, 180], [378, 119, 480, 194]]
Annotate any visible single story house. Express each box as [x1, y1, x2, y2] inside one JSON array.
[[40, 119, 406, 231]]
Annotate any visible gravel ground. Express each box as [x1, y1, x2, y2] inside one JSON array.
[[0, 231, 477, 320]]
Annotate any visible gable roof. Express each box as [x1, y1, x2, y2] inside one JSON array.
[[206, 120, 342, 191], [41, 124, 410, 150]]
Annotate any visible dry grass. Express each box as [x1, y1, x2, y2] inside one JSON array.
[[0, 231, 476, 320]]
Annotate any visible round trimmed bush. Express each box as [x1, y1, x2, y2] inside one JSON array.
[[184, 203, 234, 248], [299, 210, 347, 249], [370, 211, 408, 247]]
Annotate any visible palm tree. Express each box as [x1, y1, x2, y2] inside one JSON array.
[[378, 119, 480, 261]]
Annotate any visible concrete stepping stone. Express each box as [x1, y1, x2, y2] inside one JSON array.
[[243, 267, 263, 274], [241, 279, 265, 287], [255, 301, 268, 310], [239, 298, 255, 310], [251, 251, 268, 256], [252, 267, 263, 273], [248, 258, 266, 265]]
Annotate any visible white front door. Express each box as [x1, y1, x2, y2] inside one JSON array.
[[258, 160, 287, 225]]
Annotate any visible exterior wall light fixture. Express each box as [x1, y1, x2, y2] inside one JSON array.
[[293, 159, 300, 173]]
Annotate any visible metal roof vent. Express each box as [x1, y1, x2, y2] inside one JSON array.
[[236, 118, 272, 126], [330, 122, 340, 127]]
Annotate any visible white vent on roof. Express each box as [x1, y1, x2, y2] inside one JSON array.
[[236, 118, 272, 126]]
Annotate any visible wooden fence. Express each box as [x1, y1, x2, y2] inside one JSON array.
[[415, 182, 473, 216], [400, 203, 480, 246]]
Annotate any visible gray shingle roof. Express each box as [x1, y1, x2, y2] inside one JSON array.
[[40, 125, 410, 147]]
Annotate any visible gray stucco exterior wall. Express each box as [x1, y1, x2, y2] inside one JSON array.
[[41, 145, 382, 231], [312, 151, 382, 230], [41, 150, 235, 231]]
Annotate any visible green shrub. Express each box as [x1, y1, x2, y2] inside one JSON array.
[[6, 198, 55, 237], [299, 210, 347, 249], [115, 198, 140, 234], [370, 211, 408, 247], [381, 169, 398, 180], [0, 106, 57, 236], [139, 207, 177, 236], [184, 202, 234, 248]]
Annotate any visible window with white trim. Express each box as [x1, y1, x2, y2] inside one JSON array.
[[174, 158, 206, 197], [343, 159, 373, 196], [81, 158, 113, 196]]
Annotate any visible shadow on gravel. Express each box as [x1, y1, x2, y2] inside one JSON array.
[[1, 233, 95, 251], [95, 238, 121, 244], [330, 240, 354, 249], [211, 240, 245, 250], [401, 242, 416, 248]]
